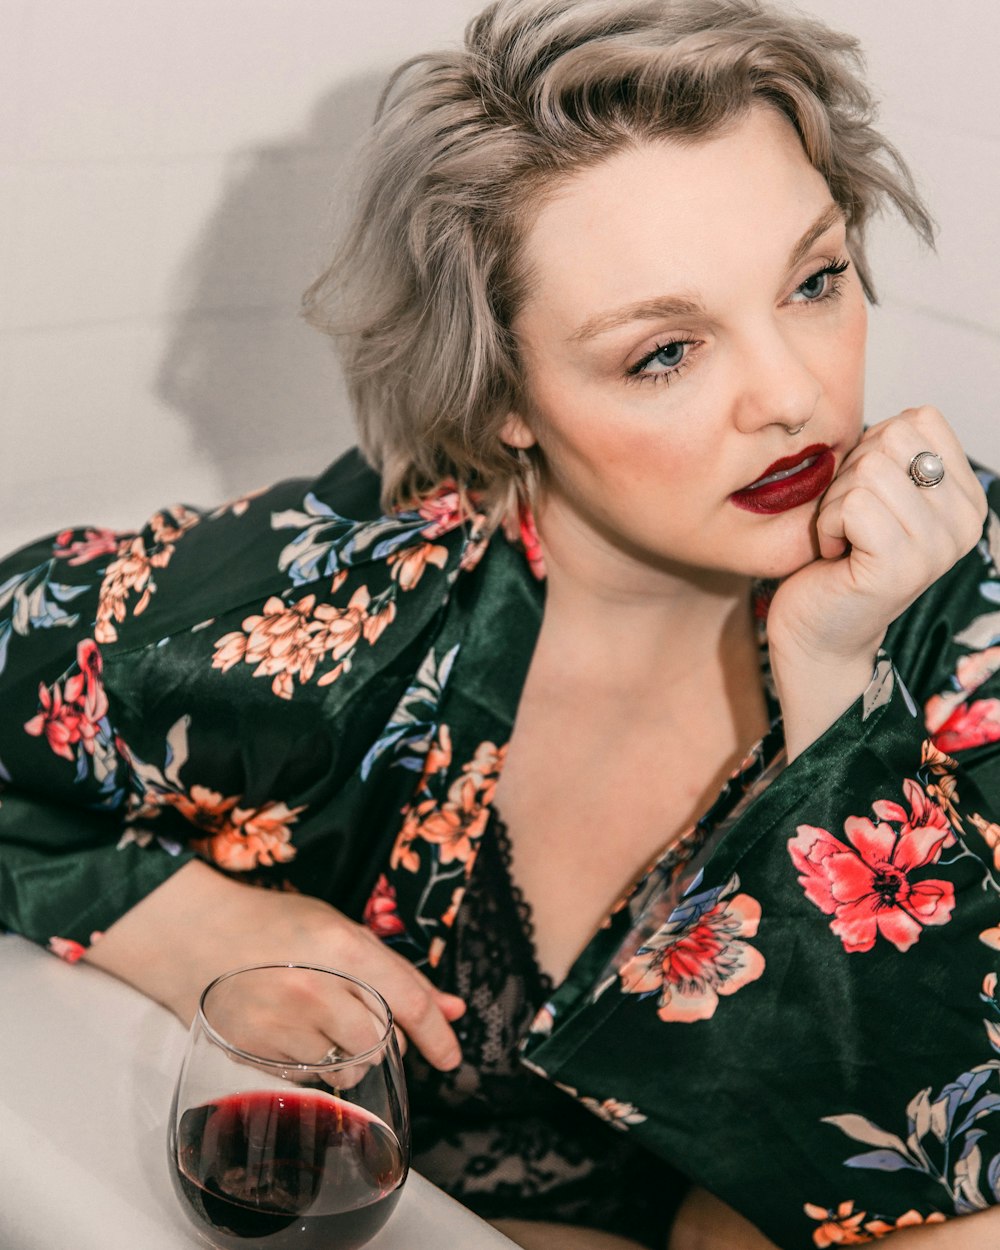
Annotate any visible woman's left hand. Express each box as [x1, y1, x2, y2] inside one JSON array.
[[766, 406, 988, 761]]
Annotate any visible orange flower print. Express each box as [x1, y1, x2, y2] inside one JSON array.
[[387, 542, 448, 590], [213, 586, 397, 698], [577, 1096, 647, 1131], [95, 536, 172, 643], [389, 802, 427, 874], [864, 1210, 946, 1237], [804, 1201, 872, 1246], [389, 731, 504, 875], [148, 506, 201, 545], [618, 875, 765, 1022], [158, 783, 239, 831], [920, 739, 963, 832], [189, 799, 304, 870], [969, 812, 1000, 872], [501, 501, 546, 580], [213, 594, 322, 699]]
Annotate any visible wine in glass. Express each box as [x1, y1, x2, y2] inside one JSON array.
[[168, 963, 409, 1249]]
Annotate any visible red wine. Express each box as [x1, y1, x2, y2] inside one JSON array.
[[172, 1090, 406, 1249]]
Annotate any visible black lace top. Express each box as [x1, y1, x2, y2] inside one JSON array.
[[403, 812, 688, 1246]]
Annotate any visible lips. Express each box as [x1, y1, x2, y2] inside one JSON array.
[[730, 444, 835, 515]]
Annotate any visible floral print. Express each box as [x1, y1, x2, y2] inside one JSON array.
[[363, 874, 406, 938], [788, 775, 956, 953], [390, 728, 504, 875], [4, 452, 1000, 1250], [211, 583, 399, 698], [120, 717, 305, 870], [95, 506, 201, 644], [804, 1200, 945, 1246], [822, 1060, 1000, 1218], [617, 874, 765, 1022]]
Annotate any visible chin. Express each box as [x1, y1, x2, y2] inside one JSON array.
[[744, 527, 821, 581]]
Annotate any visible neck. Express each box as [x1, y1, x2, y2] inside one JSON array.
[[533, 492, 755, 691]]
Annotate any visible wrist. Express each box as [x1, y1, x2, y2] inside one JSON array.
[[769, 640, 881, 763]]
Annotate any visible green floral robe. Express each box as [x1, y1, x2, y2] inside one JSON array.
[[1, 447, 999, 1248]]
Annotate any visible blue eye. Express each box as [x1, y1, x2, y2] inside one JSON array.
[[792, 258, 851, 303], [649, 342, 686, 369], [626, 339, 695, 386]]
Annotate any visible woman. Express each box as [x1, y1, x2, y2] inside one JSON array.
[[1, 1, 998, 1246]]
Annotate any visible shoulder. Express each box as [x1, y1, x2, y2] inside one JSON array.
[[92, 449, 495, 653]]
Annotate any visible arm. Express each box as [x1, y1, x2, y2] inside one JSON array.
[[668, 1190, 1000, 1250], [84, 856, 465, 1067], [766, 409, 987, 761], [0, 492, 467, 1067]]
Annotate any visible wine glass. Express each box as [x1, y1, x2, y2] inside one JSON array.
[[168, 963, 410, 1250]]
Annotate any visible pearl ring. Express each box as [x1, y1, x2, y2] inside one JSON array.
[[908, 451, 945, 489]]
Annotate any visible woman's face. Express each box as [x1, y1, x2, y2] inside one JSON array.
[[506, 105, 868, 583]]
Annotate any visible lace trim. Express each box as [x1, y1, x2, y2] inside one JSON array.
[[488, 808, 555, 1001]]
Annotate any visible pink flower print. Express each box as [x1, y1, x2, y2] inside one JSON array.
[[929, 698, 1000, 754], [48, 936, 86, 963], [53, 527, 122, 566], [618, 877, 765, 1023], [362, 875, 406, 938], [415, 484, 466, 538], [789, 785, 956, 954], [24, 639, 109, 760]]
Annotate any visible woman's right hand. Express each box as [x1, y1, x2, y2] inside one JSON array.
[[83, 858, 466, 1070]]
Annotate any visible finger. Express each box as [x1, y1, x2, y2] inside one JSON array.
[[436, 991, 467, 1021], [346, 940, 463, 1070], [816, 485, 910, 586]]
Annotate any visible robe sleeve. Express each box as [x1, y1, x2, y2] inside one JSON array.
[[0, 518, 199, 957], [0, 453, 474, 961]]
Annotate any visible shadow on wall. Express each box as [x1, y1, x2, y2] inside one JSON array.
[[155, 74, 385, 500]]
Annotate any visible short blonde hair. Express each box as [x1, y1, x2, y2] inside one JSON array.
[[303, 0, 932, 514]]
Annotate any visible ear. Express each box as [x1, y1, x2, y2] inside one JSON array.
[[500, 413, 537, 450]]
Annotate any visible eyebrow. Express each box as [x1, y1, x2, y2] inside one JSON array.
[[569, 202, 847, 343]]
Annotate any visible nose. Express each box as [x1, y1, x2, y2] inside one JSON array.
[[730, 326, 822, 435]]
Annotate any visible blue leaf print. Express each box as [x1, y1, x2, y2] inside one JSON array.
[[980, 582, 1000, 605], [0, 620, 10, 679], [988, 1152, 1000, 1200], [844, 1149, 915, 1172], [359, 644, 460, 781], [0, 754, 11, 783], [954, 1094, 1000, 1136]]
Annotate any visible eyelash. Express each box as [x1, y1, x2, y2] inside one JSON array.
[[624, 256, 852, 388]]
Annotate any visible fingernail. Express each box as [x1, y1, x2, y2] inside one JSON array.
[[442, 1045, 462, 1070]]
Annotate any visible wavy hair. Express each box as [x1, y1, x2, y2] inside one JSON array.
[[303, 0, 933, 515]]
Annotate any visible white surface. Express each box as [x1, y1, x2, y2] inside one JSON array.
[[0, 933, 516, 1250], [2, 1, 999, 554]]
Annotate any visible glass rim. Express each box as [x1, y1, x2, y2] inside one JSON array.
[[196, 962, 396, 1072]]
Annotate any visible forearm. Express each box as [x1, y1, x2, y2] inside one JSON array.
[[83, 858, 274, 1023], [881, 1207, 1000, 1248], [767, 636, 878, 762]]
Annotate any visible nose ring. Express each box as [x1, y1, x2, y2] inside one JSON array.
[[784, 422, 806, 436]]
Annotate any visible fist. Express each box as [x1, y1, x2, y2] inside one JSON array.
[[769, 406, 988, 667]]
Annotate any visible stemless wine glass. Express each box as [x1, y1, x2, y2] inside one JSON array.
[[168, 964, 410, 1250]]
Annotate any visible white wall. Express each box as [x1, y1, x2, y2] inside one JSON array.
[[3, 0, 998, 553]]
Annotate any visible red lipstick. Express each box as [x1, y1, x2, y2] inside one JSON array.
[[730, 444, 835, 515]]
